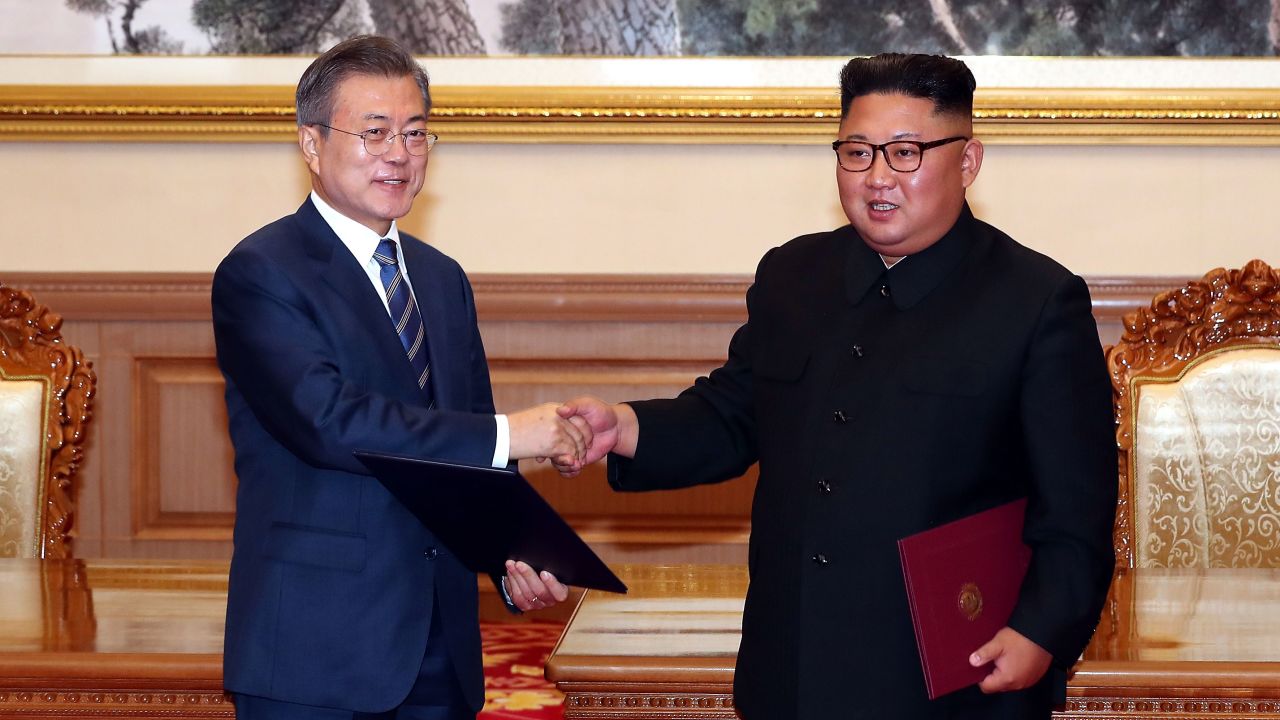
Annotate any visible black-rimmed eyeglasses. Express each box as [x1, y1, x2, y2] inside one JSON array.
[[832, 136, 968, 173], [316, 124, 438, 157]]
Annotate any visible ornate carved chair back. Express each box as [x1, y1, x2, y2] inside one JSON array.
[[1106, 259, 1280, 569], [0, 285, 95, 558]]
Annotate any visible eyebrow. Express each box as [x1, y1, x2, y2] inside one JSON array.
[[840, 130, 924, 141], [360, 112, 428, 124]]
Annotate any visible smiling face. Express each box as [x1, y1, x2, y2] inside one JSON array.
[[836, 92, 983, 261], [299, 73, 429, 236]]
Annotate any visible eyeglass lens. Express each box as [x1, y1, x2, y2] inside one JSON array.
[[835, 142, 924, 172], [362, 129, 434, 157]]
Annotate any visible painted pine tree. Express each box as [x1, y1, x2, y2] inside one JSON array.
[[367, 0, 487, 54], [502, 0, 680, 55]]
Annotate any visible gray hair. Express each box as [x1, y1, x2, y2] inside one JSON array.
[[295, 35, 431, 132]]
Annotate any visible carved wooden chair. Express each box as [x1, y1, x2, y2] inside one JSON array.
[[1107, 259, 1280, 568], [0, 284, 95, 558]]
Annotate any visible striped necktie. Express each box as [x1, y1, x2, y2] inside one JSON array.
[[374, 239, 433, 402]]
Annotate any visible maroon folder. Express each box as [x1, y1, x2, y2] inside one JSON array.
[[897, 498, 1031, 699]]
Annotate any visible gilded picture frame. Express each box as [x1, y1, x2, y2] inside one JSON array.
[[1, 55, 1278, 145]]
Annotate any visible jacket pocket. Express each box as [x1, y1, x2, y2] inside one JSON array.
[[264, 522, 367, 572], [901, 356, 988, 397], [755, 345, 810, 383]]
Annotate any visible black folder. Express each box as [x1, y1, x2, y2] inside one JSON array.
[[354, 449, 627, 594]]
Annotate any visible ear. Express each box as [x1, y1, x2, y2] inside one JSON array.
[[298, 125, 322, 174], [959, 137, 983, 188]]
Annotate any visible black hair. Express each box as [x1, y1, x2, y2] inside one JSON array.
[[839, 53, 975, 118]]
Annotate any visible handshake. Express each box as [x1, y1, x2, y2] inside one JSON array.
[[506, 396, 638, 476]]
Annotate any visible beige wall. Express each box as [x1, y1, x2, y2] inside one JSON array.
[[2, 139, 1277, 276]]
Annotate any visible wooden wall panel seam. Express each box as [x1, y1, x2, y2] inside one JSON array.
[[1, 272, 1194, 323]]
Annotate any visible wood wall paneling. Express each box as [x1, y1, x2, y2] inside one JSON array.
[[132, 357, 236, 542], [0, 272, 1187, 561]]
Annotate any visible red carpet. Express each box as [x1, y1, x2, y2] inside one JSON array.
[[479, 621, 566, 719]]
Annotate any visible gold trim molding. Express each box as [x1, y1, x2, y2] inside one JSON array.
[[2, 84, 1278, 145]]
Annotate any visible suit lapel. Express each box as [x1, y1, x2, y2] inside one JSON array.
[[293, 200, 428, 402]]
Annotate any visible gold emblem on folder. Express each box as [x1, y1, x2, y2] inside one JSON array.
[[958, 582, 984, 621]]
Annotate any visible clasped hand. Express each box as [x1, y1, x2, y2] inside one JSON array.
[[506, 402, 593, 469], [547, 396, 633, 476], [508, 398, 632, 475]]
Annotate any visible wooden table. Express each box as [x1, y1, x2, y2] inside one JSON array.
[[0, 559, 231, 719], [546, 565, 1280, 719], [1070, 566, 1280, 718]]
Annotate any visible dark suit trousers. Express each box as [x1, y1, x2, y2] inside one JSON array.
[[233, 596, 473, 720]]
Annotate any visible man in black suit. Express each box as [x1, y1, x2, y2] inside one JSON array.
[[558, 54, 1117, 719], [213, 36, 585, 720]]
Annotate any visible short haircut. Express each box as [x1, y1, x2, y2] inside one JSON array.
[[838, 53, 975, 118], [295, 35, 431, 133]]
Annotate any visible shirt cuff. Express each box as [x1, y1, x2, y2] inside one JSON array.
[[492, 414, 510, 468], [496, 573, 522, 615]]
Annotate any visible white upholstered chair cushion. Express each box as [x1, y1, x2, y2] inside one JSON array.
[[1132, 347, 1280, 568], [0, 378, 45, 558]]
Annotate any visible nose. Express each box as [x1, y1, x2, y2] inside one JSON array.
[[380, 133, 411, 162], [865, 148, 895, 188]]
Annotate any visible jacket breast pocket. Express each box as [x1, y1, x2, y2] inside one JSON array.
[[264, 522, 367, 572], [900, 355, 988, 397], [754, 344, 810, 384]]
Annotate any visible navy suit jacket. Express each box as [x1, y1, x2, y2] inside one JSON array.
[[212, 198, 497, 712]]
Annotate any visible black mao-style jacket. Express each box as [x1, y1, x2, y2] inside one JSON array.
[[610, 204, 1117, 719]]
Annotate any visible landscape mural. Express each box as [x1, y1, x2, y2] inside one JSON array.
[[19, 0, 1280, 57]]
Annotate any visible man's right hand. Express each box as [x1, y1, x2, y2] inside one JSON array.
[[507, 402, 591, 469], [553, 396, 638, 476]]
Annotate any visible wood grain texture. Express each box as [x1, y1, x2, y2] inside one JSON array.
[[0, 557, 566, 718], [548, 565, 1280, 719], [0, 273, 1194, 561], [0, 559, 228, 719]]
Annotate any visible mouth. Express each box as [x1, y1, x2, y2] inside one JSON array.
[[870, 202, 898, 211]]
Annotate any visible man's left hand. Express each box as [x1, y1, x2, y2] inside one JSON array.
[[970, 626, 1052, 693], [504, 560, 569, 612]]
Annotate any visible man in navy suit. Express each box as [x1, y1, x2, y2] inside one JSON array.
[[213, 35, 584, 720]]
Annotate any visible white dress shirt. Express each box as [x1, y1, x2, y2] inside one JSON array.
[[310, 191, 510, 467]]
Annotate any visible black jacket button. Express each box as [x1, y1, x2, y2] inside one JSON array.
[[833, 410, 847, 423], [424, 547, 438, 560], [811, 553, 829, 565]]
